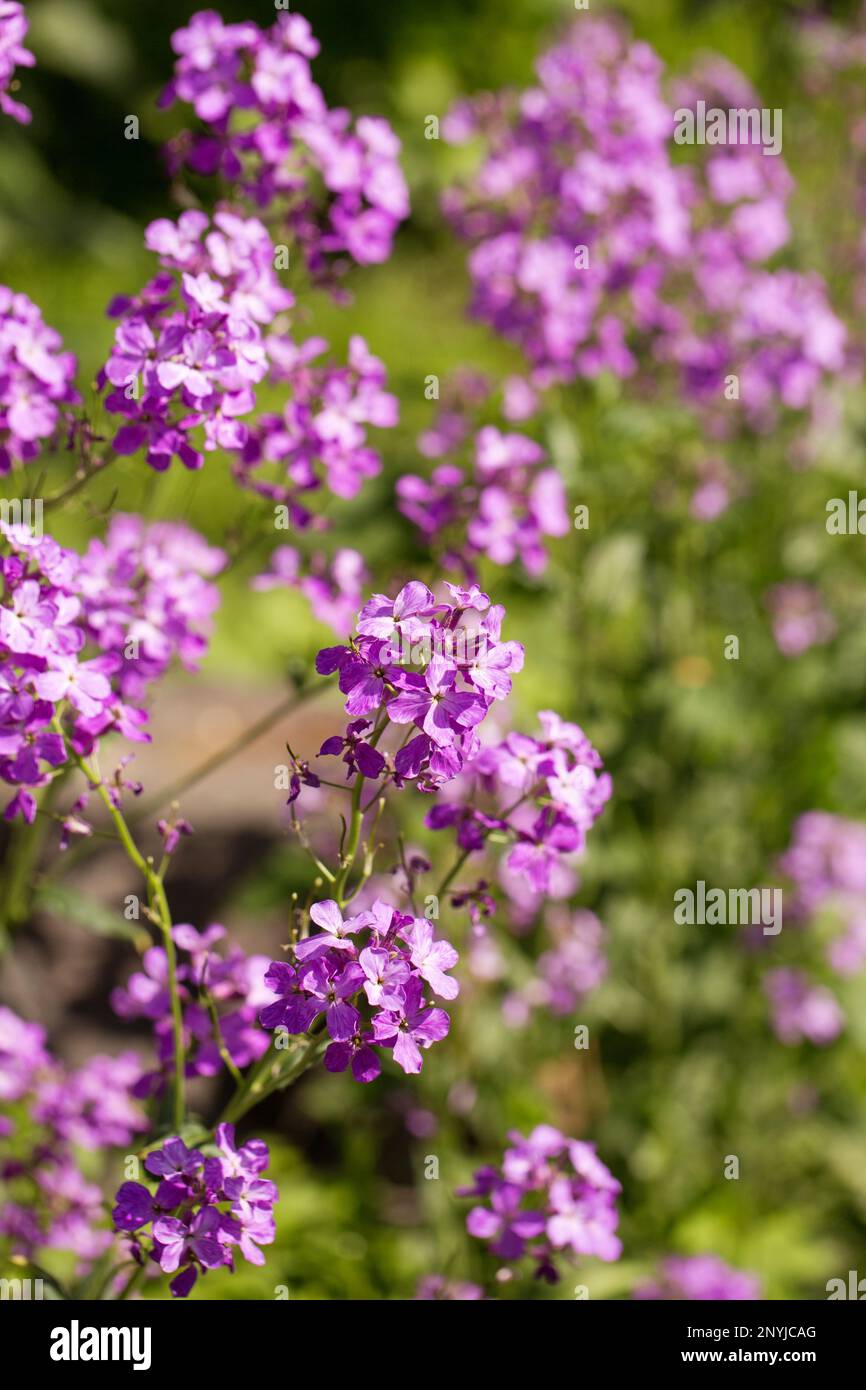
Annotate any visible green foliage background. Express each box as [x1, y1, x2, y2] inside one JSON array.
[[2, 0, 866, 1299]]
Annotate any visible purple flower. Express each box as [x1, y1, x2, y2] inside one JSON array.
[[400, 408, 570, 579], [461, 1126, 622, 1279], [371, 976, 450, 1074], [358, 581, 439, 642], [0, 287, 79, 470], [388, 655, 487, 748], [259, 960, 320, 1034], [1, 513, 225, 822], [425, 711, 610, 906], [319, 718, 385, 780], [236, 337, 398, 520], [253, 547, 368, 638], [358, 945, 410, 1007], [467, 1183, 546, 1259], [415, 1275, 484, 1301], [0, 4, 34, 126], [765, 582, 835, 657], [0, 1009, 139, 1269], [635, 1254, 761, 1301], [145, 1136, 204, 1182], [400, 918, 460, 1000], [221, 1193, 276, 1268], [161, 12, 408, 280], [324, 1032, 382, 1084], [99, 210, 291, 472], [531, 909, 607, 1016], [320, 637, 399, 719], [153, 1206, 224, 1275], [0, 1006, 50, 1101], [259, 898, 459, 1081], [442, 17, 844, 431], [298, 957, 364, 1040], [313, 579, 524, 791], [32, 654, 112, 718], [546, 1180, 622, 1261], [764, 968, 843, 1046], [294, 897, 364, 960], [33, 1052, 147, 1149], [112, 1182, 156, 1233], [780, 812, 866, 916], [112, 1132, 278, 1297], [213, 1123, 270, 1195], [111, 926, 274, 1094]]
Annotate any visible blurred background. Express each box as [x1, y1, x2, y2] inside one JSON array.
[[2, 0, 866, 1299]]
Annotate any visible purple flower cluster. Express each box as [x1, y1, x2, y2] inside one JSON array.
[[0, 2, 33, 125], [0, 286, 80, 472], [520, 908, 607, 1020], [1, 1153, 112, 1267], [252, 544, 367, 638], [689, 457, 735, 521], [443, 17, 845, 429], [764, 582, 836, 658], [76, 513, 226, 701], [461, 1124, 621, 1278], [415, 1275, 484, 1300], [0, 1004, 51, 1100], [758, 812, 866, 1044], [428, 710, 611, 897], [763, 969, 843, 1047], [259, 897, 458, 1080], [161, 10, 409, 277], [315, 580, 524, 791], [235, 333, 398, 522], [100, 209, 292, 471], [634, 1254, 761, 1301], [781, 812, 866, 924], [668, 58, 846, 431], [113, 1127, 276, 1297], [0, 516, 223, 823], [0, 525, 121, 823], [443, 18, 688, 388], [398, 417, 569, 579], [112, 923, 276, 1095], [32, 1052, 148, 1151], [0, 1007, 146, 1268]]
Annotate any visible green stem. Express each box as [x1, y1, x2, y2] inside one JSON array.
[[143, 873, 184, 1133], [38, 684, 326, 887], [219, 1031, 327, 1126], [434, 791, 533, 899], [436, 848, 471, 898], [42, 450, 114, 511], [218, 1047, 275, 1127], [57, 720, 186, 1131], [332, 714, 388, 906], [204, 991, 243, 1086], [334, 771, 366, 907]]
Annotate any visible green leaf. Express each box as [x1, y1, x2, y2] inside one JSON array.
[[34, 883, 149, 948]]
